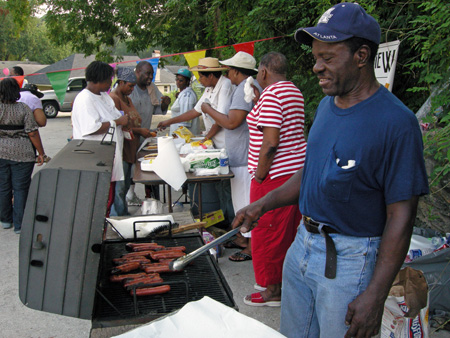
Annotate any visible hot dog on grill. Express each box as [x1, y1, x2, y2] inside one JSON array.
[[113, 257, 151, 265], [143, 265, 173, 274], [150, 250, 185, 260], [123, 272, 160, 281], [125, 242, 160, 250], [124, 276, 164, 288], [152, 246, 186, 252], [111, 261, 140, 274], [121, 250, 154, 259], [157, 259, 174, 264], [140, 261, 170, 268], [131, 285, 171, 296], [109, 272, 147, 282]]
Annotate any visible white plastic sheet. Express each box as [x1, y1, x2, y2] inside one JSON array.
[[113, 296, 286, 338]]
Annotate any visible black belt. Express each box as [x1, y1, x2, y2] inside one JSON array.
[[303, 215, 338, 279]]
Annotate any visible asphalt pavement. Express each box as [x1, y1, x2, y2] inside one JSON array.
[[1, 113, 448, 337]]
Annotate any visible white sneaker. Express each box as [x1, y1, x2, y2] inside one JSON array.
[[126, 194, 142, 206]]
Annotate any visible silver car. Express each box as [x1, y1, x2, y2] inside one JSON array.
[[40, 77, 87, 118]]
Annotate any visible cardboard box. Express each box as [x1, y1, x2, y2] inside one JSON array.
[[195, 209, 224, 228]]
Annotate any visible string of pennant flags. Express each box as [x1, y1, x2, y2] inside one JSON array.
[[1, 36, 286, 105]]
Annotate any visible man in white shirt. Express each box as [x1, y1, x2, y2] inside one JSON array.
[[157, 57, 233, 147], [157, 57, 235, 224]]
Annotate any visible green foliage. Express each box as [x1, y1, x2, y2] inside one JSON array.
[[38, 1, 449, 129], [403, 0, 450, 191], [4, 0, 32, 29], [166, 89, 178, 110], [423, 90, 450, 190], [0, 1, 72, 63], [0, 2, 16, 60], [18, 1, 450, 157]]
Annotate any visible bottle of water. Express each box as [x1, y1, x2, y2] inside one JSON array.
[[219, 148, 229, 174], [431, 236, 447, 248], [172, 202, 184, 212], [407, 247, 434, 261]]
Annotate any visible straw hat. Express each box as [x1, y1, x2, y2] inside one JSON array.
[[219, 52, 258, 73], [189, 57, 228, 72]]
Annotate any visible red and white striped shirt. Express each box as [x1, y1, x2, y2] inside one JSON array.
[[247, 81, 307, 179]]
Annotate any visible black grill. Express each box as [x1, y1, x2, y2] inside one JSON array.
[[19, 141, 236, 327], [92, 234, 235, 327]]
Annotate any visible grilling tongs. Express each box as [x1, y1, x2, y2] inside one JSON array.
[[169, 225, 242, 271]]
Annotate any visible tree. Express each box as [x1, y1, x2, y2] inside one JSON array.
[[11, 17, 72, 64], [41, 1, 449, 112], [0, 1, 72, 63], [0, 3, 18, 60], [41, 0, 328, 117]]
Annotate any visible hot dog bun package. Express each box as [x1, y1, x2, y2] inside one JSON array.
[[183, 149, 222, 172]]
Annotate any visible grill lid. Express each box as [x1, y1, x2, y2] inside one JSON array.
[[19, 140, 115, 319]]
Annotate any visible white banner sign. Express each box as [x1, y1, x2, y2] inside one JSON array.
[[374, 40, 400, 92]]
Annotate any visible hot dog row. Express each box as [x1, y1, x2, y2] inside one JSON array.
[[109, 241, 187, 297]]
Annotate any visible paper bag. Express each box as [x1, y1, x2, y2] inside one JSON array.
[[381, 267, 429, 338]]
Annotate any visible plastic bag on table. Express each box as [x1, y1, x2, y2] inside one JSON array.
[[172, 126, 194, 143], [194, 167, 220, 176], [141, 198, 163, 215]]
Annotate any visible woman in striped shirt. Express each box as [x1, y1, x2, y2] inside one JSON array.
[[243, 52, 307, 307]]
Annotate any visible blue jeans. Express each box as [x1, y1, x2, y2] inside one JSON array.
[[0, 159, 35, 231], [110, 161, 133, 216], [280, 221, 381, 338]]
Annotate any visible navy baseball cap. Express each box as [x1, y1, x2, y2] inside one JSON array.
[[295, 3, 380, 46]]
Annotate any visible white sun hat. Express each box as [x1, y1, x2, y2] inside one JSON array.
[[219, 51, 258, 73]]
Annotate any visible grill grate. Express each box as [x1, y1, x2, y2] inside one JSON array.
[[92, 234, 235, 325]]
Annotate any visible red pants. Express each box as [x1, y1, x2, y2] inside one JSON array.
[[251, 174, 301, 286], [106, 182, 116, 217]]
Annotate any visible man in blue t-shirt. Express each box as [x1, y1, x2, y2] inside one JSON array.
[[231, 3, 429, 338]]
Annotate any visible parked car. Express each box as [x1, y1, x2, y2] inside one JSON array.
[[40, 77, 87, 118]]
